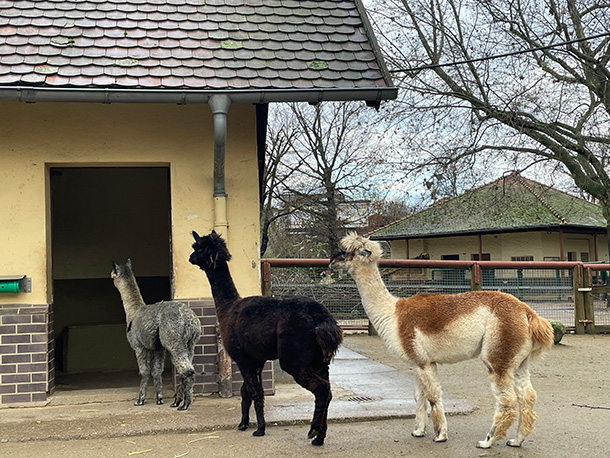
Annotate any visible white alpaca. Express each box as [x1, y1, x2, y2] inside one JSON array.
[[330, 233, 554, 449]]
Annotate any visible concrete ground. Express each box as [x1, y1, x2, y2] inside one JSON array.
[[0, 333, 608, 457]]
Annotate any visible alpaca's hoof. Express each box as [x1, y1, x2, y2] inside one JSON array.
[[156, 399, 163, 405], [170, 400, 181, 408], [507, 439, 522, 447], [307, 428, 319, 440], [434, 430, 448, 442], [476, 440, 492, 449], [411, 430, 425, 438], [177, 401, 190, 411], [311, 437, 324, 446], [134, 400, 144, 406], [238, 422, 248, 431], [252, 429, 265, 437]]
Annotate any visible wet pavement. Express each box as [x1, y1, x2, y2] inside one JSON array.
[[0, 347, 474, 444]]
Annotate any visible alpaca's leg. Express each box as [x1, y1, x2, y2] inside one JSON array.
[[412, 377, 428, 437], [180, 341, 198, 411], [151, 349, 165, 405], [312, 364, 332, 446], [238, 381, 252, 431], [310, 363, 333, 446], [176, 365, 195, 411], [415, 364, 447, 442], [239, 365, 266, 436], [289, 365, 332, 446], [134, 348, 152, 406], [171, 373, 185, 408], [507, 363, 537, 447], [477, 372, 518, 448], [169, 350, 195, 410], [179, 369, 195, 411]]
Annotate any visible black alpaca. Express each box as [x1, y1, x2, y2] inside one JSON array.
[[189, 230, 343, 446]]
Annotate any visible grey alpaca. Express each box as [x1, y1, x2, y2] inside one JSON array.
[[111, 259, 201, 410]]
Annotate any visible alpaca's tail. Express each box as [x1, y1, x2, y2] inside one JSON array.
[[528, 311, 554, 359], [316, 318, 343, 363]]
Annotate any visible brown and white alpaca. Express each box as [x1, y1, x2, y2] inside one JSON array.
[[330, 233, 553, 449]]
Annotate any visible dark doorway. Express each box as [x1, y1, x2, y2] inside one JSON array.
[[50, 167, 171, 390]]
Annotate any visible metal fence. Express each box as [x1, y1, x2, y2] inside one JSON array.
[[262, 259, 610, 334]]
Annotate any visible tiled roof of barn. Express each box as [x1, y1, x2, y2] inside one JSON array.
[[369, 173, 607, 240], [0, 0, 396, 103]]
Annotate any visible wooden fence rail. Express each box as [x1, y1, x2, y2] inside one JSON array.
[[262, 259, 610, 335]]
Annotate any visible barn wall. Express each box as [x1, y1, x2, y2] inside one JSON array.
[[0, 100, 262, 405]]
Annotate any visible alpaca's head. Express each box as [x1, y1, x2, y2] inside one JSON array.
[[111, 258, 134, 287], [329, 232, 383, 272], [189, 230, 232, 271]]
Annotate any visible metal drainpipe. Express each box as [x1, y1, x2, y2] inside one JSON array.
[[208, 94, 232, 398]]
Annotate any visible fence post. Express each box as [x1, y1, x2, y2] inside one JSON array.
[[261, 260, 271, 296], [583, 267, 596, 334], [471, 264, 481, 291], [573, 265, 586, 335]]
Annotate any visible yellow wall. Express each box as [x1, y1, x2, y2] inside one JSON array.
[[0, 101, 260, 305]]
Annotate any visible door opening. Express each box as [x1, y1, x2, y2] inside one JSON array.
[[50, 167, 171, 392]]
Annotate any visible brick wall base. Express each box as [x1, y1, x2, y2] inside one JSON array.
[[180, 298, 274, 396], [0, 299, 274, 407], [0, 305, 50, 406]]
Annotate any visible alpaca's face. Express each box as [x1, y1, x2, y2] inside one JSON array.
[[329, 250, 350, 272], [189, 230, 232, 270], [111, 259, 133, 285]]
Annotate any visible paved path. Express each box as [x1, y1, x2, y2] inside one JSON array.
[[0, 347, 473, 443]]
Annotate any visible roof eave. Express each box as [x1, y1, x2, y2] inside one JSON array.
[[370, 223, 607, 240], [0, 86, 399, 105], [353, 0, 395, 88]]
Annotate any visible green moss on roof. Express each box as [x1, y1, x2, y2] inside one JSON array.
[[370, 173, 606, 239]]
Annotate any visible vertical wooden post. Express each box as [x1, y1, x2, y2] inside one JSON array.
[[368, 321, 378, 336], [471, 263, 481, 291], [216, 328, 233, 398], [261, 261, 271, 296], [573, 265, 586, 335], [583, 267, 596, 334]]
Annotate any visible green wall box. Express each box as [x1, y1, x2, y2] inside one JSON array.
[[0, 275, 31, 293]]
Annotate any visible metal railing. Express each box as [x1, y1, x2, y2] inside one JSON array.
[[261, 259, 610, 335]]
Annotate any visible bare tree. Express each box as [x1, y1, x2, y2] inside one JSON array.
[[260, 107, 304, 257], [369, 0, 610, 252], [262, 102, 391, 257], [365, 196, 416, 233]]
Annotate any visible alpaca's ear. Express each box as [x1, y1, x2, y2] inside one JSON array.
[[192, 230, 201, 242], [112, 261, 118, 275], [126, 258, 132, 269]]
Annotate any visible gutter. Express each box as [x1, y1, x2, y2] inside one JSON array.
[[0, 86, 398, 105], [207, 94, 232, 399]]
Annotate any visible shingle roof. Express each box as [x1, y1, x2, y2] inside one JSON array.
[[0, 0, 396, 103], [369, 173, 607, 239]]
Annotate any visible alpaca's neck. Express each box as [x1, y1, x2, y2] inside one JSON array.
[[349, 262, 398, 342], [204, 261, 241, 314], [115, 275, 146, 323]]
